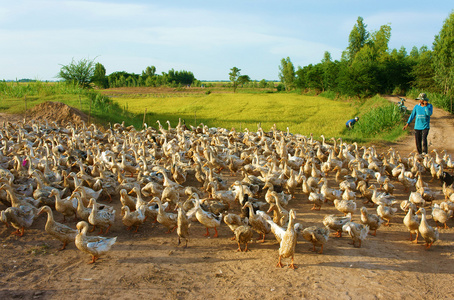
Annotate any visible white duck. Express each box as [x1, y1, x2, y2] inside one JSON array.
[[342, 221, 369, 248], [75, 221, 117, 264], [403, 208, 420, 243], [416, 207, 439, 249]]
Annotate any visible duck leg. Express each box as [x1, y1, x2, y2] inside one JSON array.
[[236, 242, 242, 252], [412, 232, 419, 244], [89, 255, 98, 264], [90, 225, 96, 233], [203, 227, 210, 237], [276, 255, 284, 268], [289, 256, 297, 269], [319, 245, 324, 254], [59, 241, 67, 251], [213, 227, 218, 238], [244, 242, 249, 252]]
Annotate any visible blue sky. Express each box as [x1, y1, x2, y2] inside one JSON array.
[[1, 0, 452, 81]]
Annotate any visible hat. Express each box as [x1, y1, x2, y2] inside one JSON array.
[[416, 93, 429, 101], [355, 116, 359, 121]]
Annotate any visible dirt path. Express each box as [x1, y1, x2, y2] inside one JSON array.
[[384, 95, 454, 156], [0, 101, 454, 299]]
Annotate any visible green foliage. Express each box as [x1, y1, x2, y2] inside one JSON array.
[[92, 63, 108, 88], [346, 17, 370, 61], [433, 10, 454, 97], [58, 57, 96, 89], [278, 57, 295, 91], [229, 67, 241, 93]]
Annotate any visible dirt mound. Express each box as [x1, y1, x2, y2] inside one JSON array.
[[29, 101, 89, 126]]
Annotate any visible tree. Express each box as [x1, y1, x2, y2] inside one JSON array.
[[229, 67, 241, 93], [433, 11, 454, 96], [278, 57, 295, 91], [92, 63, 108, 89], [238, 75, 250, 87], [346, 17, 369, 62], [411, 46, 436, 91], [57, 57, 96, 89]]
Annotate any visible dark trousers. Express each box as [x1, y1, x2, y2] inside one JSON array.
[[415, 129, 429, 154]]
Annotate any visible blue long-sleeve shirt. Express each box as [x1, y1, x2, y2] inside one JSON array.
[[406, 103, 433, 130], [346, 119, 357, 127]]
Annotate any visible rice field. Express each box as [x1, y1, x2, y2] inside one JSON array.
[[112, 93, 356, 137]]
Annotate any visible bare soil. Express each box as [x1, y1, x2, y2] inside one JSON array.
[[1, 97, 454, 299]]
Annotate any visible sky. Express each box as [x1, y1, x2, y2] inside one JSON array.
[[1, 0, 453, 81]]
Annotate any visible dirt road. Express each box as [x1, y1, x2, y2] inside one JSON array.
[[384, 95, 454, 156], [0, 99, 454, 299]]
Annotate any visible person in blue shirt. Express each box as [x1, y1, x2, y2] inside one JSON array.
[[346, 116, 359, 129], [403, 93, 433, 154]]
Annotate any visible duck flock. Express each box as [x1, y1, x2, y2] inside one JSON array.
[[1, 118, 454, 267]]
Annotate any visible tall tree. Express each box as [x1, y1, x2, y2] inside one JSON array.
[[278, 57, 295, 91], [411, 46, 436, 91], [229, 67, 241, 93], [346, 17, 369, 62], [433, 10, 454, 96], [92, 62, 108, 88]]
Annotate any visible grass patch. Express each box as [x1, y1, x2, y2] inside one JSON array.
[[27, 243, 51, 256], [112, 93, 357, 137], [0, 82, 407, 142]]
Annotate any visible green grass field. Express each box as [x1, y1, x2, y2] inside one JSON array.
[[0, 81, 407, 142], [112, 93, 357, 137]]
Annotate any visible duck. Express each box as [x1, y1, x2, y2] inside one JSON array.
[[431, 203, 450, 229], [120, 205, 146, 232], [68, 172, 104, 202], [357, 180, 373, 205], [51, 188, 77, 222], [308, 190, 325, 211], [342, 186, 356, 201], [190, 193, 223, 238], [403, 208, 420, 243], [75, 221, 117, 264], [359, 206, 384, 236], [233, 220, 254, 252], [176, 204, 190, 247], [368, 185, 397, 207], [399, 199, 413, 211], [333, 199, 357, 217], [382, 178, 395, 195], [119, 188, 136, 211], [377, 204, 398, 226], [409, 191, 425, 208], [243, 201, 271, 243], [397, 164, 417, 191], [71, 192, 91, 222], [87, 198, 115, 234], [342, 221, 369, 248], [417, 186, 439, 203], [319, 177, 342, 204], [323, 213, 352, 237], [276, 209, 298, 269], [206, 181, 236, 207], [301, 225, 330, 254], [38, 205, 78, 250], [416, 207, 439, 249], [267, 193, 289, 226], [224, 213, 244, 240], [0, 205, 36, 237], [150, 197, 178, 233]]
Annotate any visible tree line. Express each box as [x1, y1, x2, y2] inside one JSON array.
[[278, 12, 454, 112]]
